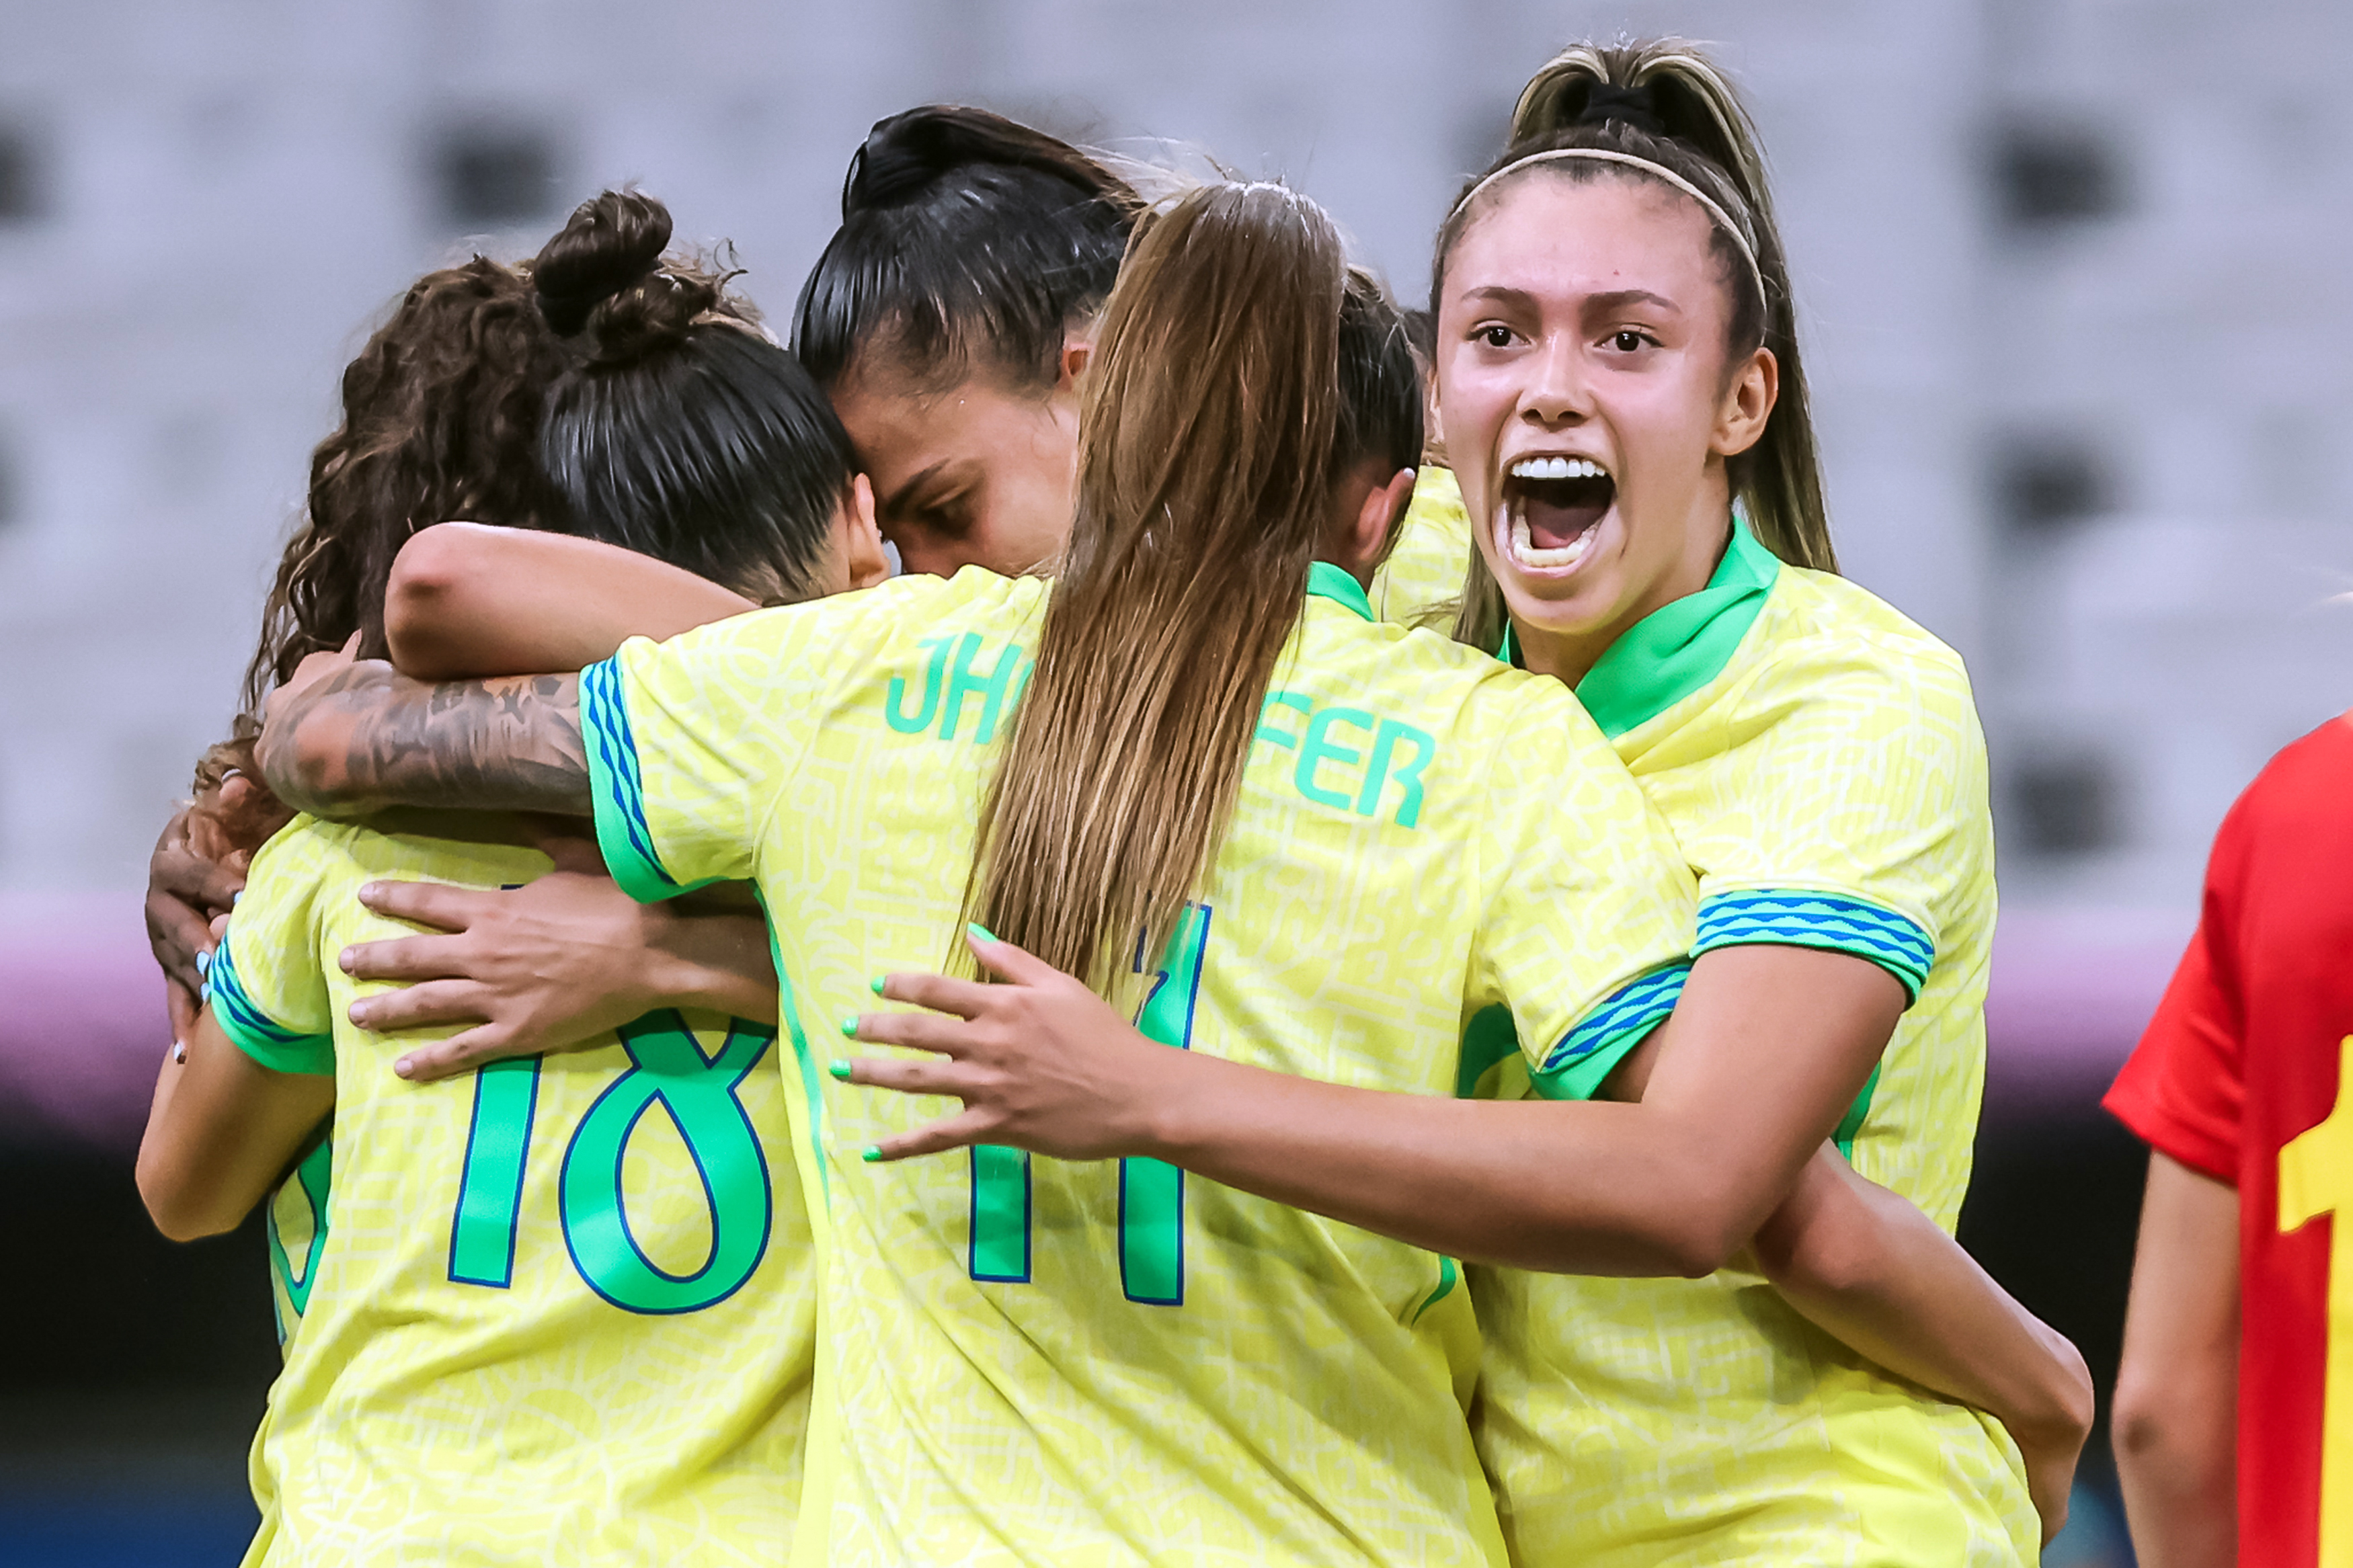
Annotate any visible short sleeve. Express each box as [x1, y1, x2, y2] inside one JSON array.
[[209, 823, 337, 1077], [583, 583, 954, 902], [583, 606, 834, 902], [1470, 684, 1700, 1100], [1686, 641, 1986, 1005], [2106, 931, 2243, 1183], [2104, 792, 2256, 1185]]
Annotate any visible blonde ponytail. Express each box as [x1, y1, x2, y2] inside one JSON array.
[[967, 183, 1349, 991]]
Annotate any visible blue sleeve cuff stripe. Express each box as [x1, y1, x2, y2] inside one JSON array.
[[580, 657, 683, 900], [1694, 889, 1934, 997], [210, 943, 334, 1074], [209, 944, 309, 1046], [1542, 962, 1691, 1074]]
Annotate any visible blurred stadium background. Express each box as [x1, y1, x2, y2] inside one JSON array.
[[5, 1, 2350, 1562]]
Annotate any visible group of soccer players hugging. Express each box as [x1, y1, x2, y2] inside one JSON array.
[[126, 28, 2313, 1568]]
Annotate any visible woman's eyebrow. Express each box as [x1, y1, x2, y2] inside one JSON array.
[[1455, 284, 1682, 317], [1583, 288, 1681, 316], [1458, 284, 1537, 310], [881, 459, 955, 518]]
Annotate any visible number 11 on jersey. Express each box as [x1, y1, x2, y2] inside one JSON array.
[[967, 903, 1212, 1304]]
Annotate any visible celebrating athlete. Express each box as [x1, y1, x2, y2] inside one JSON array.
[[137, 190, 883, 1563], [333, 61, 2084, 1557], [255, 178, 1708, 1564], [836, 41, 2066, 1563]]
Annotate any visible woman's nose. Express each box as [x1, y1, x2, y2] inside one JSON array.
[[1519, 343, 1589, 423]]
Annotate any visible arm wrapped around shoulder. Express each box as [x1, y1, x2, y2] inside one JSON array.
[[255, 644, 588, 820], [387, 522, 758, 680]]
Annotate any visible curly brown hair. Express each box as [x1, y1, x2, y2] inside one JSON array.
[[237, 255, 573, 721]]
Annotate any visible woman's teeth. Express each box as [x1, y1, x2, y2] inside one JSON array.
[[1509, 456, 1608, 481], [1510, 511, 1592, 569], [1501, 455, 1611, 570]]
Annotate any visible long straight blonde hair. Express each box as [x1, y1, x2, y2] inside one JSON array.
[[965, 183, 1348, 991]]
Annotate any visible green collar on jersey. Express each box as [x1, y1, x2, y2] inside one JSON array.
[[1306, 560, 1374, 620], [1499, 520, 1780, 738]]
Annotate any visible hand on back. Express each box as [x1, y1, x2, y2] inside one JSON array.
[[338, 835, 659, 1082], [845, 929, 1177, 1163]]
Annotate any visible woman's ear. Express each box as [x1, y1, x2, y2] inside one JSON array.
[[1712, 345, 1779, 460], [1058, 332, 1094, 392], [1332, 466, 1419, 582], [841, 474, 892, 590]]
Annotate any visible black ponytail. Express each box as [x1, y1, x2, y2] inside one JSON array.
[[791, 105, 1140, 393]]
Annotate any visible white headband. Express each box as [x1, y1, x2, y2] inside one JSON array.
[[1457, 148, 1765, 305]]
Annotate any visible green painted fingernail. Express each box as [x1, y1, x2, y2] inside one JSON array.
[[838, 1014, 859, 1038], [968, 921, 998, 943], [828, 1059, 852, 1080], [861, 1145, 883, 1163], [869, 975, 886, 995]]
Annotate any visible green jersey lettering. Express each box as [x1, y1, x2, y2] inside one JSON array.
[[448, 1057, 542, 1288], [1254, 690, 1313, 749], [885, 634, 957, 734], [886, 633, 1032, 745], [965, 903, 1213, 1305], [939, 633, 1029, 743], [268, 1136, 334, 1328], [1255, 690, 1435, 829], [1295, 707, 1375, 813], [561, 1014, 775, 1315], [444, 1012, 776, 1315], [1121, 903, 1211, 1305], [968, 1144, 1033, 1282], [1359, 718, 1435, 828]]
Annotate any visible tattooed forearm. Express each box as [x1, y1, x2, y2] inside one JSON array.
[[256, 662, 589, 819]]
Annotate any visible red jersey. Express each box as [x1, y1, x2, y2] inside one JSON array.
[[2106, 712, 2353, 1565]]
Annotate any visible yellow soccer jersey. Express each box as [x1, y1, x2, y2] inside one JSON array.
[[207, 815, 813, 1567], [1470, 524, 2036, 1565], [1368, 466, 1472, 631], [582, 562, 1699, 1567]]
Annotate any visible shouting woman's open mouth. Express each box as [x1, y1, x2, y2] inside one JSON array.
[[1498, 455, 1615, 575]]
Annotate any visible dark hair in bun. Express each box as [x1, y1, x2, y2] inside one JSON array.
[[532, 190, 723, 360], [791, 105, 1140, 393], [533, 190, 858, 606]]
